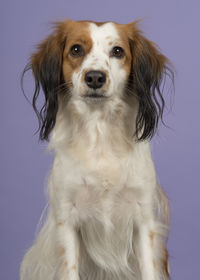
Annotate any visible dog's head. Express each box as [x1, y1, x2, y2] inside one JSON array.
[[23, 20, 173, 141]]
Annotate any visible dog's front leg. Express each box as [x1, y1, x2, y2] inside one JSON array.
[[54, 202, 80, 280], [137, 222, 160, 280]]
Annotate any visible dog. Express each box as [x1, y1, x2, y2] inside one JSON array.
[[20, 19, 173, 280]]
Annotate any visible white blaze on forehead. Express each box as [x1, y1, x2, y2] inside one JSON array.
[[89, 22, 120, 48], [82, 22, 121, 70]]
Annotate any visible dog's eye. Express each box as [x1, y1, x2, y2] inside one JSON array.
[[111, 46, 125, 58], [70, 44, 84, 57]]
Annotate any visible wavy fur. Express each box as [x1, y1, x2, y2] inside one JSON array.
[[21, 20, 173, 280]]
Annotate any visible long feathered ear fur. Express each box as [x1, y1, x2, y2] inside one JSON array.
[[22, 23, 67, 141], [128, 23, 174, 141]]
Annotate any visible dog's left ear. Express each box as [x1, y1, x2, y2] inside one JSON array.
[[127, 22, 173, 141]]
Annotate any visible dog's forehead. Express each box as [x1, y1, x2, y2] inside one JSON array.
[[63, 20, 131, 50], [88, 22, 120, 44]]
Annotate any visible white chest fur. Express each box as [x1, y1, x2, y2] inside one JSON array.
[[49, 99, 156, 228]]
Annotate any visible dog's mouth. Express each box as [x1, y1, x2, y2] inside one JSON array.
[[85, 93, 105, 98], [83, 92, 108, 102]]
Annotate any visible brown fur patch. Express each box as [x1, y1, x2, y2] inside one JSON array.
[[153, 259, 157, 270], [149, 231, 156, 248], [57, 246, 65, 256], [162, 247, 170, 277], [63, 261, 68, 268], [62, 21, 93, 84]]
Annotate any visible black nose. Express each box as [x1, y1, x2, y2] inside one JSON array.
[[85, 71, 106, 89]]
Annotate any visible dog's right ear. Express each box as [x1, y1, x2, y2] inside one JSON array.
[[22, 22, 67, 141]]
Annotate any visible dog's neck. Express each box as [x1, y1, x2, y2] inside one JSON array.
[[50, 97, 137, 157], [49, 97, 152, 183]]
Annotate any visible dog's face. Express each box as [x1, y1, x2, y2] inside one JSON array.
[[62, 21, 132, 101], [25, 20, 173, 141]]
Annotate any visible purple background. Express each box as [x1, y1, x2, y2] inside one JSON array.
[[1, 0, 200, 279]]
